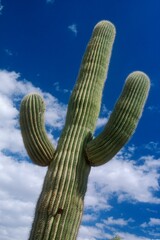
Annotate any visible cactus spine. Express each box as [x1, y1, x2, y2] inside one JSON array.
[[20, 21, 150, 240]]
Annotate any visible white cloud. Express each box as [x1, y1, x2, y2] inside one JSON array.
[[0, 154, 46, 240], [95, 108, 111, 129], [0, 70, 37, 96], [0, 69, 160, 239], [115, 232, 150, 240], [84, 152, 160, 212], [96, 117, 108, 129], [68, 24, 78, 36], [78, 225, 112, 240], [0, 69, 66, 155], [141, 218, 160, 228], [140, 155, 160, 170], [43, 92, 66, 130], [82, 213, 97, 223], [78, 219, 148, 240], [81, 151, 160, 239], [103, 217, 133, 226], [148, 218, 160, 226], [0, 69, 67, 240]]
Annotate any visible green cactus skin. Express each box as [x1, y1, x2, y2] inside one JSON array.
[[20, 20, 150, 240], [86, 71, 150, 166], [20, 94, 55, 166]]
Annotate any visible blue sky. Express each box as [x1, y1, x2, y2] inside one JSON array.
[[0, 1, 160, 240]]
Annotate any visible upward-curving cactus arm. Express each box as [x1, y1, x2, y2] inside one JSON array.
[[20, 93, 55, 166], [85, 71, 150, 166]]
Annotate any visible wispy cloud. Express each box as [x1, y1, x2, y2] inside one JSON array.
[[68, 24, 78, 36], [0, 0, 3, 15], [141, 218, 160, 228], [148, 105, 160, 112], [114, 232, 150, 240], [144, 141, 160, 152], [46, 0, 55, 4], [53, 81, 70, 94], [104, 217, 134, 226], [4, 49, 13, 56], [141, 218, 160, 239]]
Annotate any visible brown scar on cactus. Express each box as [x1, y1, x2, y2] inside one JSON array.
[[20, 20, 150, 240]]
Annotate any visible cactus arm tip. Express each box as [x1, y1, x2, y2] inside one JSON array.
[[94, 20, 116, 35]]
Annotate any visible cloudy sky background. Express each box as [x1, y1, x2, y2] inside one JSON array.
[[0, 1, 160, 240]]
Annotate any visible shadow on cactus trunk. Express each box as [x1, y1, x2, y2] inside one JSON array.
[[20, 20, 150, 240]]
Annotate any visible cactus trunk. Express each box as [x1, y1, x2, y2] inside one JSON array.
[[20, 20, 150, 240], [29, 128, 91, 239]]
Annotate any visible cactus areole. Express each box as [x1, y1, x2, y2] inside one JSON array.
[[20, 21, 150, 240]]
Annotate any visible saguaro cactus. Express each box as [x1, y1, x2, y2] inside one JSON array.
[[20, 20, 150, 240]]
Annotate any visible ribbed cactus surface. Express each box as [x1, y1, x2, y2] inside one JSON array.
[[20, 20, 150, 240]]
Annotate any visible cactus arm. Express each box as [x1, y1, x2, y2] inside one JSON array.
[[85, 71, 150, 166], [20, 93, 55, 166]]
